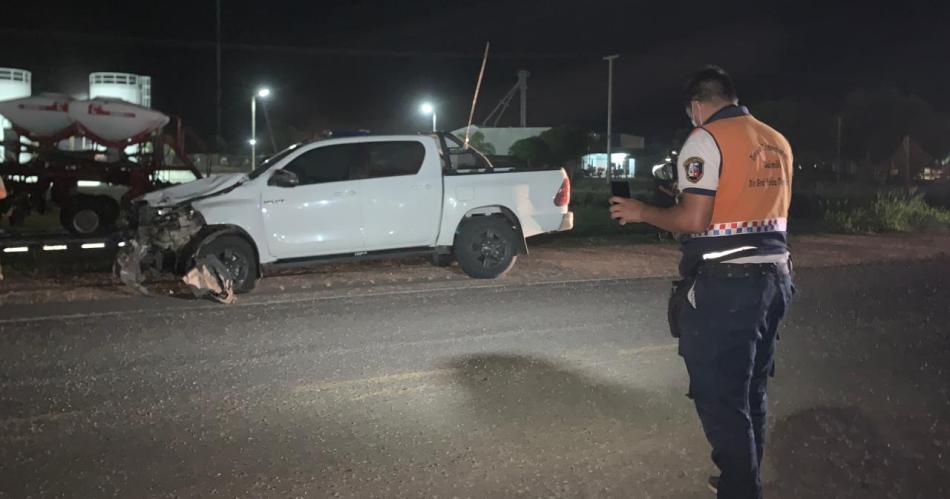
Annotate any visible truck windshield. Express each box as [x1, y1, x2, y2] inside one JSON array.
[[247, 143, 303, 180]]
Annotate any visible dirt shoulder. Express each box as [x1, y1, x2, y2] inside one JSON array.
[[1, 233, 948, 306]]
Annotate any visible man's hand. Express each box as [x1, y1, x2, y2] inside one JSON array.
[[609, 196, 647, 225], [608, 192, 714, 234]]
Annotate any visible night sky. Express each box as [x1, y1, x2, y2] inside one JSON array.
[[3, 0, 948, 152]]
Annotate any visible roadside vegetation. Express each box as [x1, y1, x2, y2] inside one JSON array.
[[569, 177, 950, 236], [823, 192, 950, 233]]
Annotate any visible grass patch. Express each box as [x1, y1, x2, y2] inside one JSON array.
[[823, 192, 950, 234]]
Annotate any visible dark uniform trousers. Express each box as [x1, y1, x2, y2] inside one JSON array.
[[675, 262, 793, 499]]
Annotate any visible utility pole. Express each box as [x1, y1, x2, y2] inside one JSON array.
[[517, 69, 529, 127], [215, 0, 222, 154], [835, 115, 842, 183], [262, 99, 277, 153], [603, 54, 619, 182], [904, 135, 912, 190]]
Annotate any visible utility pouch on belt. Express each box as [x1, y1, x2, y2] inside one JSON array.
[[667, 277, 693, 338]]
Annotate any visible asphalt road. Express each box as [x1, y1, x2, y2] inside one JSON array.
[[1, 259, 949, 498]]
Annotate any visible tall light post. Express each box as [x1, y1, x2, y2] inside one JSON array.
[[250, 87, 271, 170], [603, 54, 619, 182], [420, 102, 436, 132]]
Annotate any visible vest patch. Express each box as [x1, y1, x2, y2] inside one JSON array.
[[684, 157, 704, 183]]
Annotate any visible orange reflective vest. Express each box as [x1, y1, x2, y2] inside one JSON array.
[[680, 105, 793, 274], [701, 111, 793, 235]]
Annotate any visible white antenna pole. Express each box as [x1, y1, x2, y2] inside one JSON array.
[[464, 42, 490, 149]]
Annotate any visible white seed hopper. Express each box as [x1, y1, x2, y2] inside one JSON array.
[[0, 96, 169, 146], [0, 93, 75, 139]]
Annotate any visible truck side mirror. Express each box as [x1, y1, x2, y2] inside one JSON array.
[[268, 169, 299, 188]]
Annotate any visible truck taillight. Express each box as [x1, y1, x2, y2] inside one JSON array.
[[554, 177, 570, 207]]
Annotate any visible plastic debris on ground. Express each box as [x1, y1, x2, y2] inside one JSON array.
[[182, 255, 236, 304]]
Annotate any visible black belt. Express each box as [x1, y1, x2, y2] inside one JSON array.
[[695, 261, 789, 279]]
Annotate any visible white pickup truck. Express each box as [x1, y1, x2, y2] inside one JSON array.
[[118, 133, 572, 293]]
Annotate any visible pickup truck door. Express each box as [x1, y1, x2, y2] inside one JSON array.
[[359, 139, 443, 250], [260, 143, 365, 259]]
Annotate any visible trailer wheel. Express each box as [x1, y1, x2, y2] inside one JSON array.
[[94, 195, 120, 228], [60, 195, 116, 235], [8, 207, 27, 227], [454, 216, 518, 279], [195, 234, 258, 293]]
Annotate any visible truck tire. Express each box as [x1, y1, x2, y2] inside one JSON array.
[[454, 216, 518, 279], [60, 194, 112, 235], [432, 252, 454, 267], [195, 234, 258, 293]]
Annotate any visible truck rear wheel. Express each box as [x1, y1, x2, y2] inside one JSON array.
[[454, 216, 518, 279], [195, 234, 258, 293]]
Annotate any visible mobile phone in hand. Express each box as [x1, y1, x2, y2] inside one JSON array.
[[609, 180, 632, 224], [610, 180, 631, 199]]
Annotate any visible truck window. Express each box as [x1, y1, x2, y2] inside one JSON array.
[[248, 143, 302, 180], [283, 144, 361, 185], [448, 149, 490, 171], [364, 141, 426, 178]]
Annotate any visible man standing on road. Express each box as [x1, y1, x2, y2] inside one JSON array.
[[609, 66, 794, 499]]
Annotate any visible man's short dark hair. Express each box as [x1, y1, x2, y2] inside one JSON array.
[[684, 65, 738, 104]]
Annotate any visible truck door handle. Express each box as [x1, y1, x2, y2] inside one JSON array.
[[334, 189, 356, 197], [410, 183, 432, 190]]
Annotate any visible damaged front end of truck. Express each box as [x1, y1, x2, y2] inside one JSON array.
[[115, 174, 250, 303], [115, 201, 205, 293]]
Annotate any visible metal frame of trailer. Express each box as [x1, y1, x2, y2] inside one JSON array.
[[1, 116, 202, 238]]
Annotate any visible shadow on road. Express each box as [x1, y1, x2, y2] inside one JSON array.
[[443, 353, 671, 429], [768, 405, 948, 499]]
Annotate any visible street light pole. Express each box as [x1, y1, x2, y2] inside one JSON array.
[[250, 94, 257, 170], [603, 54, 619, 182], [420, 102, 436, 132], [250, 87, 271, 170]]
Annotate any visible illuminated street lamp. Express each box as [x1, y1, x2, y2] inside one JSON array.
[[419, 102, 436, 132], [250, 87, 271, 170]]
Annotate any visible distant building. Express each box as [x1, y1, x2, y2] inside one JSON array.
[[452, 125, 644, 177], [583, 132, 645, 178]]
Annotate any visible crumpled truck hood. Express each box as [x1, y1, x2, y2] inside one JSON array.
[[139, 173, 246, 207]]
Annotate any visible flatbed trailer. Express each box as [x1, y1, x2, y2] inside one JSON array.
[[0, 229, 124, 254], [1, 120, 202, 237]]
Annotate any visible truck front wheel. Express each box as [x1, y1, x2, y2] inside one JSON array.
[[454, 216, 518, 279], [195, 234, 258, 293]]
